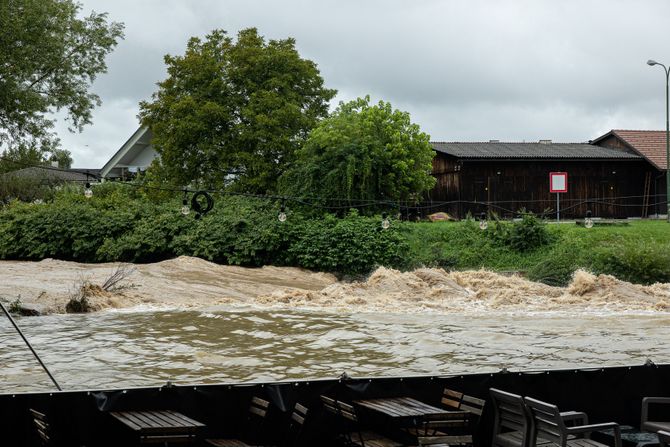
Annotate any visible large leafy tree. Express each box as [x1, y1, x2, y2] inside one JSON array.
[[139, 28, 336, 193], [280, 96, 436, 206], [0, 0, 124, 168]]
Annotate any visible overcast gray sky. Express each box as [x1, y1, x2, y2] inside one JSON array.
[[57, 0, 670, 168]]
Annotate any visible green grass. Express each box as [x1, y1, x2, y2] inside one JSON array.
[[403, 220, 670, 285]]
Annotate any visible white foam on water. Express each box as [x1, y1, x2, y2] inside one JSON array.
[[3, 257, 669, 316], [254, 267, 670, 315]]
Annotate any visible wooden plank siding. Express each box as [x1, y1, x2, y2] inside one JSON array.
[[429, 154, 657, 219]]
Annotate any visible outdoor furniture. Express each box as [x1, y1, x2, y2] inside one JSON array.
[[110, 409, 205, 445], [490, 388, 589, 447], [353, 396, 468, 437], [320, 395, 403, 447], [641, 398, 670, 433], [205, 396, 272, 447], [355, 397, 465, 424], [408, 411, 472, 437], [594, 425, 659, 447], [417, 434, 476, 447], [433, 388, 486, 445], [283, 402, 309, 447], [524, 396, 622, 447], [30, 408, 52, 446], [490, 388, 531, 447], [444, 389, 486, 419], [413, 412, 475, 446], [658, 430, 670, 447]]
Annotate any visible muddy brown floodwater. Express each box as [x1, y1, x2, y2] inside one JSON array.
[[1, 257, 670, 392]]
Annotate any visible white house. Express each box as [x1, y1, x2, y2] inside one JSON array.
[[100, 127, 158, 180]]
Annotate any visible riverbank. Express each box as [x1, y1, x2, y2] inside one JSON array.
[[405, 219, 670, 286], [1, 257, 669, 315], [2, 189, 669, 285]]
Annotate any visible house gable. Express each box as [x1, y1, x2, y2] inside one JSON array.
[[100, 126, 158, 179], [591, 130, 667, 171]]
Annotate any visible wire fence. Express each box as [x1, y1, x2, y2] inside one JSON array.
[[1, 155, 667, 219]]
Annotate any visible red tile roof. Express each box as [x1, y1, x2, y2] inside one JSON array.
[[611, 130, 668, 170]]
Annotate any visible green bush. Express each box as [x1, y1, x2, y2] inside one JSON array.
[[489, 212, 552, 252], [0, 186, 408, 275], [591, 242, 670, 285], [285, 211, 409, 275], [0, 187, 146, 261], [97, 208, 191, 262], [172, 196, 291, 266], [0, 175, 61, 204]]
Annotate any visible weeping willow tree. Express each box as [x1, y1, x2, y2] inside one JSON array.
[[280, 96, 435, 210]]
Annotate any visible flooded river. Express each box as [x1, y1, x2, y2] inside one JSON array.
[[2, 307, 669, 392]]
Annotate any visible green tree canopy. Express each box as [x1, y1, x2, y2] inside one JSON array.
[[280, 96, 436, 206], [139, 28, 336, 193], [0, 0, 124, 164]]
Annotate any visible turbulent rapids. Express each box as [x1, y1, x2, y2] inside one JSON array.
[[1, 257, 669, 314], [258, 267, 670, 313], [2, 257, 670, 391]]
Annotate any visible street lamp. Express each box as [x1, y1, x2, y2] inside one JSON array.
[[647, 59, 670, 222]]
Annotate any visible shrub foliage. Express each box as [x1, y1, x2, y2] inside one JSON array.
[[0, 186, 407, 275], [488, 212, 552, 252]]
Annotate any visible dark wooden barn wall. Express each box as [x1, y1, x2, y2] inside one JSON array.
[[430, 155, 659, 219]]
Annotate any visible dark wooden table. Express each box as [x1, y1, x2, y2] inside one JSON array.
[[110, 410, 206, 444], [354, 397, 472, 444], [354, 397, 464, 419]]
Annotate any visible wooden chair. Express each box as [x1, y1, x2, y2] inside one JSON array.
[[490, 389, 588, 447], [658, 430, 670, 447], [441, 389, 465, 411], [418, 434, 476, 447], [490, 388, 531, 447], [430, 388, 485, 445], [206, 397, 272, 447], [282, 402, 308, 447], [442, 388, 486, 419], [524, 397, 621, 447], [641, 397, 670, 433], [413, 412, 473, 447], [320, 395, 402, 447], [404, 411, 470, 439], [30, 409, 52, 446]]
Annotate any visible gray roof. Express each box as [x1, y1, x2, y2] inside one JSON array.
[[1, 167, 99, 182], [431, 142, 642, 160]]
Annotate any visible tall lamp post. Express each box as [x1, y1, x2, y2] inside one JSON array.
[[647, 59, 670, 222]]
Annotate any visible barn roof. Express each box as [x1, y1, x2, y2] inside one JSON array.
[[431, 141, 641, 160], [591, 130, 667, 170]]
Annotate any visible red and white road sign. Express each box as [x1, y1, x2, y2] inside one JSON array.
[[550, 172, 568, 193]]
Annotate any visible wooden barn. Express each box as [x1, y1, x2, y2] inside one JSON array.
[[429, 130, 668, 219]]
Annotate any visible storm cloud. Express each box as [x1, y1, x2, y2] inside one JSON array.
[[53, 0, 670, 167]]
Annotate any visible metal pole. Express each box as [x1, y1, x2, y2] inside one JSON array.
[[665, 66, 669, 222], [0, 301, 62, 391], [557, 193, 560, 222]]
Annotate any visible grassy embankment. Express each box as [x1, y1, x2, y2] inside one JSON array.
[[405, 220, 670, 286]]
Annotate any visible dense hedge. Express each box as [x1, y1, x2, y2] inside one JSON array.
[[0, 185, 408, 275]]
